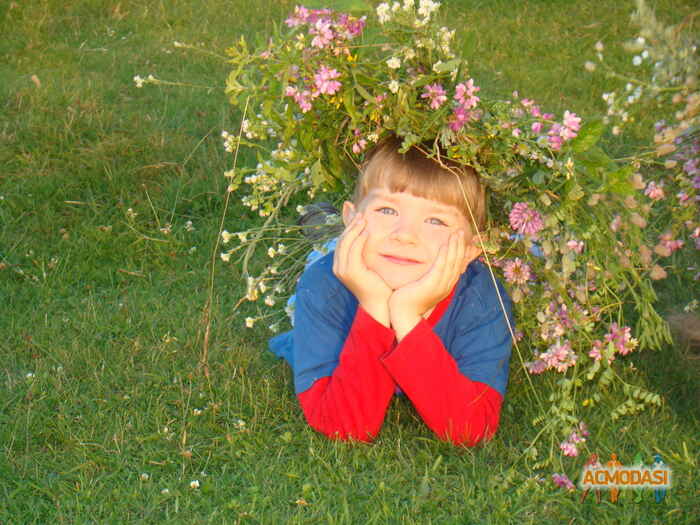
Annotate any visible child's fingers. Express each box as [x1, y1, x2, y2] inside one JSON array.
[[334, 213, 364, 274]]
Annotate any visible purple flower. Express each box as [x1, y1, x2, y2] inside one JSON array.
[[526, 359, 547, 374], [552, 473, 575, 490], [509, 202, 544, 236], [313, 65, 342, 95], [421, 83, 447, 110]]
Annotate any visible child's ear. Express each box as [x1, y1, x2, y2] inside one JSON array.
[[341, 201, 356, 227]]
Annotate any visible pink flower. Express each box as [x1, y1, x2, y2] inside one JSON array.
[[310, 19, 334, 48], [560, 441, 579, 457], [503, 258, 533, 285], [531, 122, 543, 134], [512, 128, 522, 138], [566, 240, 584, 254], [449, 105, 472, 131], [547, 124, 565, 150], [563, 110, 581, 132], [552, 473, 575, 490], [421, 83, 447, 109], [644, 181, 665, 201], [658, 232, 684, 254], [313, 65, 342, 96], [610, 214, 622, 232], [455, 79, 480, 101], [509, 202, 544, 236], [285, 5, 310, 26]]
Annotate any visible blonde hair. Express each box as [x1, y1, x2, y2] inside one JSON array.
[[353, 136, 487, 231]]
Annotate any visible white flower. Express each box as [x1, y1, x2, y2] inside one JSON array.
[[584, 61, 596, 72], [184, 220, 194, 232], [245, 317, 255, 328], [26, 372, 35, 379], [140, 473, 150, 481], [193, 408, 202, 416], [126, 208, 138, 220], [632, 55, 642, 66], [267, 247, 276, 258], [264, 296, 275, 306], [236, 232, 247, 242], [404, 48, 416, 60], [221, 230, 233, 244], [190, 480, 200, 489], [277, 243, 287, 254], [377, 2, 391, 23], [418, 0, 440, 18], [258, 281, 267, 293], [595, 41, 604, 52], [161, 488, 170, 495], [636, 36, 646, 46], [270, 266, 279, 275], [402, 0, 414, 11], [160, 223, 172, 235], [296, 205, 306, 215], [386, 57, 401, 70], [220, 252, 231, 262], [133, 75, 145, 88], [389, 80, 400, 93]]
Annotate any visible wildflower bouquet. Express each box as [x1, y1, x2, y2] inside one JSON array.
[[213, 0, 697, 463]]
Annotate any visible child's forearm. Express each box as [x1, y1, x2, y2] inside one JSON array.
[[297, 306, 397, 442], [381, 320, 503, 446]]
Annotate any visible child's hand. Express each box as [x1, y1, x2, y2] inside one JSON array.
[[333, 213, 393, 326], [389, 230, 469, 341]]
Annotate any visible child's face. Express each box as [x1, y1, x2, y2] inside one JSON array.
[[342, 187, 477, 290]]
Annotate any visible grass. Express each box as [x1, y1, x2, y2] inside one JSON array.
[[1, 0, 699, 523]]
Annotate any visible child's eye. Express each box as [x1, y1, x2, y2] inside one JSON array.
[[376, 207, 397, 215], [427, 217, 448, 226]]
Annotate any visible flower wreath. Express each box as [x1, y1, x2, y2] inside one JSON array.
[[217, 1, 698, 460]]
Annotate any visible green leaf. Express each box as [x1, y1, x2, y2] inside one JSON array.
[[576, 146, 614, 171], [569, 120, 605, 153], [301, 0, 372, 12], [432, 59, 462, 73], [606, 165, 635, 195], [310, 160, 329, 188], [342, 89, 359, 123]]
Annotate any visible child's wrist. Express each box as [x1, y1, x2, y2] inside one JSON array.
[[359, 299, 391, 328], [390, 310, 422, 342]]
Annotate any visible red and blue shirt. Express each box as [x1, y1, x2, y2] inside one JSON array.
[[269, 253, 513, 445]]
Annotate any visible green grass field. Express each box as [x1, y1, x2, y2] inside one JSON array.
[[1, 0, 698, 523]]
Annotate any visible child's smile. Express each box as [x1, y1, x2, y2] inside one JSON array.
[[345, 188, 472, 290]]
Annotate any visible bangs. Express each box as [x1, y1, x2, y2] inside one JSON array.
[[356, 138, 486, 230]]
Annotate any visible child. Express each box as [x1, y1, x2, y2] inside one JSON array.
[[270, 136, 514, 445]]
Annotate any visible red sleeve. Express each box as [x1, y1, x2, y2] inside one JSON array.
[[297, 307, 397, 442], [380, 319, 503, 446]]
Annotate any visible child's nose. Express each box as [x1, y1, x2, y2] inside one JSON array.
[[390, 217, 419, 243]]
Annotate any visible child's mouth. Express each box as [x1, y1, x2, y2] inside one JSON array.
[[381, 254, 421, 265]]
